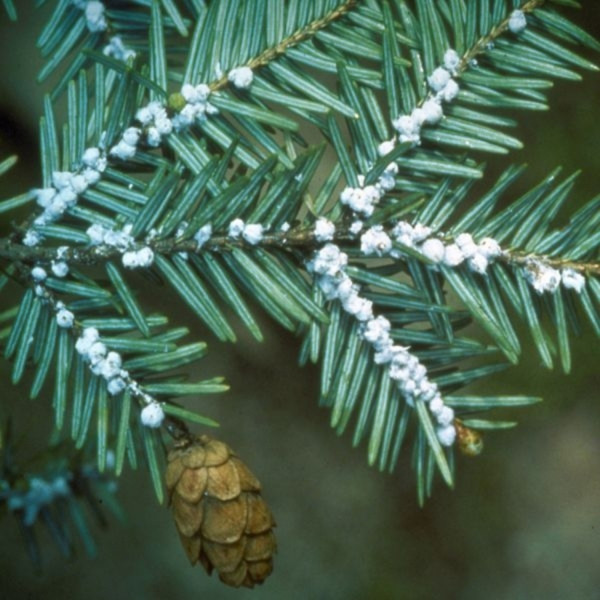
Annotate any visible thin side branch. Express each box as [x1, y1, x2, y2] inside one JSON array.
[[208, 0, 359, 92]]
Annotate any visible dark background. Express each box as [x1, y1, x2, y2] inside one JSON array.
[[0, 4, 599, 599]]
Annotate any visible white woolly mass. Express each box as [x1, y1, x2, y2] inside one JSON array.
[[103, 36, 136, 62], [340, 183, 382, 217], [81, 146, 105, 170], [363, 315, 391, 348], [107, 377, 127, 396], [83, 1, 107, 33], [508, 10, 527, 34], [51, 261, 69, 278], [421, 238, 445, 263], [307, 243, 456, 445], [314, 218, 336, 242], [194, 224, 213, 248], [228, 218, 245, 239], [31, 266, 47, 282], [443, 243, 465, 267], [72, 324, 162, 421], [478, 237, 503, 259], [26, 151, 106, 248], [428, 67, 451, 92], [88, 341, 107, 365], [23, 230, 41, 247], [387, 48, 460, 150], [392, 114, 421, 145], [242, 223, 264, 245], [228, 66, 254, 89], [75, 328, 128, 396], [86, 223, 105, 245], [378, 162, 398, 191], [430, 67, 455, 95], [455, 233, 478, 258], [443, 49, 460, 73], [6, 475, 71, 526], [141, 402, 165, 428], [75, 327, 99, 355], [436, 405, 455, 427], [101, 224, 134, 251], [69, 174, 88, 194], [181, 83, 211, 104], [146, 127, 161, 147], [26, 79, 220, 260], [103, 228, 129, 249], [172, 83, 217, 131], [349, 220, 364, 235], [360, 226, 392, 257], [436, 424, 457, 447], [122, 127, 141, 146], [525, 261, 561, 294], [133, 101, 173, 146], [100, 351, 122, 380], [389, 223, 507, 277], [392, 221, 431, 247], [439, 78, 460, 102], [561, 268, 586, 293], [122, 251, 139, 268], [34, 188, 56, 208], [82, 167, 102, 184], [342, 293, 373, 322], [306, 243, 348, 279], [468, 253, 489, 275], [110, 140, 137, 160], [419, 99, 444, 125], [339, 167, 397, 217], [377, 140, 395, 157], [121, 247, 154, 269], [135, 246, 155, 267], [56, 308, 75, 328], [52, 171, 72, 190]]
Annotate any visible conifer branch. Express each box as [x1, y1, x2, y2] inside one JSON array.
[[208, 0, 359, 93], [0, 0, 598, 523], [1, 225, 598, 275], [457, 0, 546, 72]]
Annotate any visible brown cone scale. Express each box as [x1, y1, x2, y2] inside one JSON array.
[[166, 435, 276, 588]]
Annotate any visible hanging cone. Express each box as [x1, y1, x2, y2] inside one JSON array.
[[166, 435, 276, 588]]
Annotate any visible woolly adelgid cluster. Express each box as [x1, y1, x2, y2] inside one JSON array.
[[103, 36, 136, 62], [30, 246, 165, 429], [27, 147, 107, 245], [307, 243, 457, 446], [74, 326, 165, 427], [508, 10, 528, 34], [17, 8, 592, 456], [52, 321, 166, 427], [6, 475, 71, 526], [337, 44, 586, 298], [19, 59, 261, 432], [23, 59, 255, 247], [87, 223, 155, 268], [2, 453, 119, 550], [382, 48, 461, 153], [72, 0, 107, 33]]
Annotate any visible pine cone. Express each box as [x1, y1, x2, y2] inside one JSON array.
[[166, 435, 276, 588]]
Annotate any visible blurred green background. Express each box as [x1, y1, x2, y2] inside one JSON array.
[[0, 4, 599, 600]]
